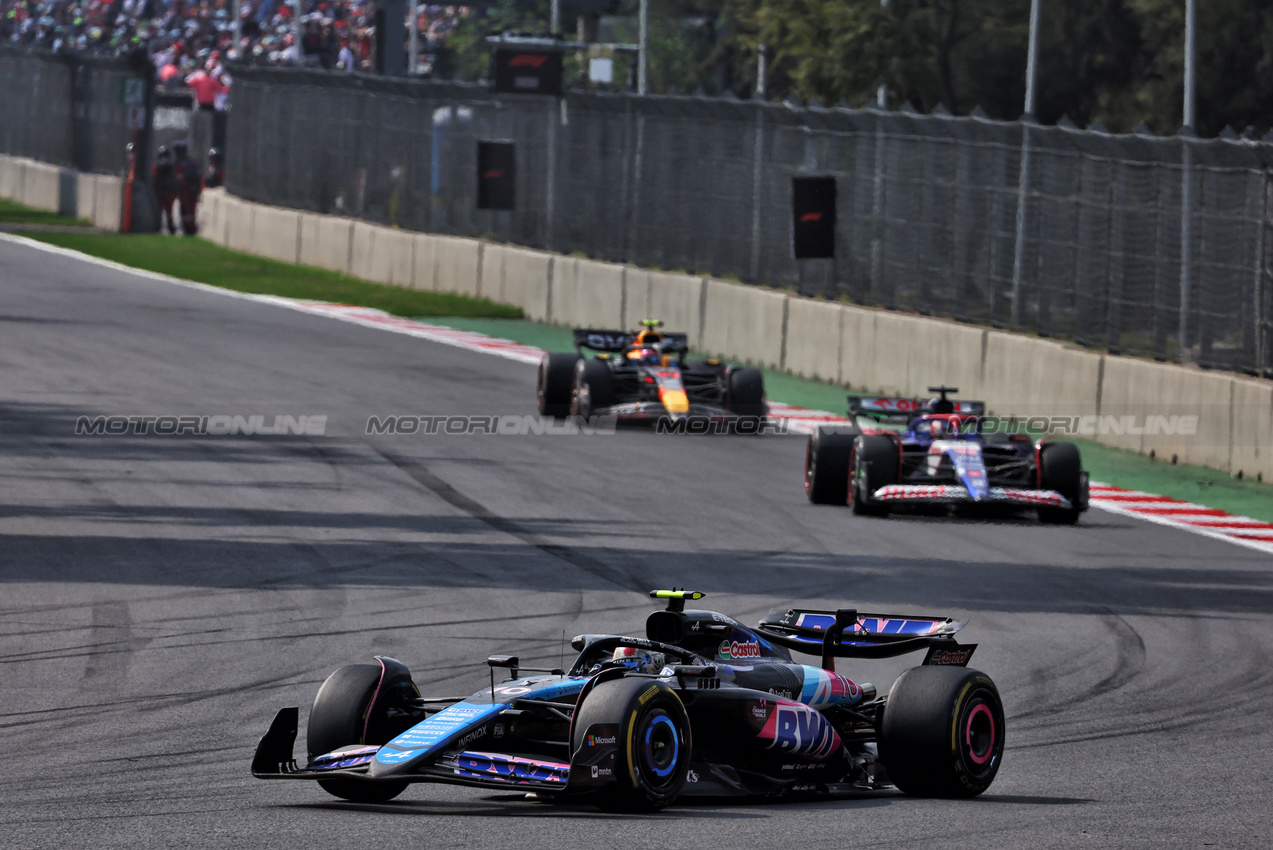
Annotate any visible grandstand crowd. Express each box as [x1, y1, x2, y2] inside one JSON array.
[[2, 0, 469, 83]]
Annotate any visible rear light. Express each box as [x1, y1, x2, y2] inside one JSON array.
[[1009, 434, 1028, 442]]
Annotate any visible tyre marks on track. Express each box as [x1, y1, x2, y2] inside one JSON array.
[[372, 448, 650, 594]]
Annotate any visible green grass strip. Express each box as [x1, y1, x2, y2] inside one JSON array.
[[0, 198, 91, 227], [24, 232, 522, 319]]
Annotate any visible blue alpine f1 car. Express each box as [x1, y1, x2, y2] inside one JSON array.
[[805, 387, 1090, 523], [252, 590, 1004, 810]]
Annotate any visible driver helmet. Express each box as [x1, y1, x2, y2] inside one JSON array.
[[927, 418, 948, 437], [611, 646, 666, 674]]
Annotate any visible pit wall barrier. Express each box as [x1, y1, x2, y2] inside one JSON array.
[[0, 153, 123, 232], [60, 181, 1273, 483]]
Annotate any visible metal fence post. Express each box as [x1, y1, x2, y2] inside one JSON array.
[[545, 98, 559, 251], [870, 116, 887, 301], [1010, 122, 1032, 328], [749, 107, 765, 281], [1106, 165, 1127, 352], [1256, 170, 1270, 376], [1179, 140, 1194, 361]]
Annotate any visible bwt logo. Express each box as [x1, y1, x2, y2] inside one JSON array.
[[764, 705, 839, 759], [75, 415, 327, 436]]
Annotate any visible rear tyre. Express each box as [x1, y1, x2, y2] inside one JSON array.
[[538, 353, 581, 417], [308, 664, 413, 803], [1037, 442, 1082, 525], [850, 435, 899, 516], [805, 425, 858, 504], [572, 677, 691, 812], [878, 666, 1005, 798], [572, 358, 615, 418], [726, 367, 766, 418]]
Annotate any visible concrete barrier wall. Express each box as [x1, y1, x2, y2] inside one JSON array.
[[82, 183, 1273, 484], [433, 235, 482, 298], [297, 213, 354, 275], [784, 297, 844, 385], [624, 270, 707, 349], [19, 159, 60, 211], [369, 228, 415, 288], [552, 257, 624, 329], [224, 192, 256, 255], [92, 175, 122, 232], [1230, 379, 1273, 482], [700, 279, 788, 370], [74, 173, 96, 222], [251, 204, 301, 266], [0, 155, 17, 200]]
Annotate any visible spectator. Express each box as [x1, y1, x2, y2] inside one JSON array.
[[172, 141, 201, 235], [1, 0, 474, 85], [185, 65, 227, 110], [151, 144, 179, 234], [204, 146, 224, 188]]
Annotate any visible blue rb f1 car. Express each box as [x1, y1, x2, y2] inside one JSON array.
[[252, 590, 1004, 810], [805, 387, 1090, 523]]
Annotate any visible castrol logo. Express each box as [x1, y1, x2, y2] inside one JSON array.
[[928, 648, 972, 666], [718, 639, 762, 660]]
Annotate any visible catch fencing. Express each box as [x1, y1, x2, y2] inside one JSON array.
[[0, 45, 150, 177], [227, 66, 1273, 375]]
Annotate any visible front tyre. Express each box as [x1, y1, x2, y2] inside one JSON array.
[[572, 358, 615, 419], [850, 435, 899, 516], [307, 663, 415, 803], [538, 353, 581, 418], [726, 367, 766, 419], [572, 677, 691, 812], [805, 425, 858, 504], [878, 666, 1005, 798], [1037, 441, 1083, 525]]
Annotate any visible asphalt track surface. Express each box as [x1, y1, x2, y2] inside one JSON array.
[[2, 236, 1271, 849]]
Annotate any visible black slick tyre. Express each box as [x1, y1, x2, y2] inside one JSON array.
[[850, 434, 899, 516], [538, 353, 580, 417], [878, 666, 1005, 798], [572, 358, 614, 418], [805, 425, 858, 504], [1037, 442, 1082, 525], [726, 367, 766, 418], [572, 677, 691, 812], [307, 664, 412, 803]]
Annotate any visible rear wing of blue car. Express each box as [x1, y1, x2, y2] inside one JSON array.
[[573, 328, 690, 356], [756, 608, 977, 669]]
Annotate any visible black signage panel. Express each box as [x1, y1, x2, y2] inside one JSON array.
[[792, 176, 837, 259], [478, 141, 516, 210], [492, 49, 563, 95]]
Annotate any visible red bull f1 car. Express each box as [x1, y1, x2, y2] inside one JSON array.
[[536, 320, 767, 425], [252, 590, 1004, 810], [805, 387, 1089, 523]]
